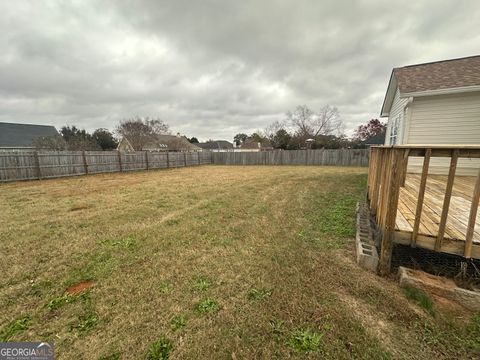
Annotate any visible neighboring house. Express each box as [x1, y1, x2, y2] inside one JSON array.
[[237, 140, 273, 152], [380, 55, 480, 174], [0, 122, 59, 151], [197, 140, 234, 152], [361, 132, 386, 147], [117, 134, 202, 152]]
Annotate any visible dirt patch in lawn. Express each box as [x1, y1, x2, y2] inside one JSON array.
[[66, 280, 94, 296]]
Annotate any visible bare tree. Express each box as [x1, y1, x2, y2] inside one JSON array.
[[115, 116, 169, 151], [287, 105, 343, 138], [264, 120, 286, 142]]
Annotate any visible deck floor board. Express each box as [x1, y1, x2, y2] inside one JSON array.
[[396, 174, 480, 244]]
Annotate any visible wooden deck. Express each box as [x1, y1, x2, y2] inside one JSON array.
[[395, 174, 480, 256]]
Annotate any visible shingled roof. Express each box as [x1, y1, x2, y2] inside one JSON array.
[[0, 122, 59, 149], [381, 55, 480, 116], [197, 140, 233, 150], [394, 55, 480, 94]]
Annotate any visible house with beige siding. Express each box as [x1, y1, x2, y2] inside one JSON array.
[[380, 55, 480, 174]]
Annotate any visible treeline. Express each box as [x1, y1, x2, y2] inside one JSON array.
[[234, 105, 385, 149], [34, 116, 171, 151], [34, 107, 386, 151]]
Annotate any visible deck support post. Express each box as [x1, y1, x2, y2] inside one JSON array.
[[465, 168, 480, 258], [378, 148, 403, 276]]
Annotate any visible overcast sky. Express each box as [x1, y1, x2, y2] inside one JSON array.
[[1, 1, 479, 141]]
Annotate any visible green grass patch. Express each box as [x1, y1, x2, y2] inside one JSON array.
[[159, 281, 173, 294], [403, 285, 436, 316], [67, 251, 119, 286], [104, 235, 136, 249], [0, 315, 31, 341], [72, 313, 99, 334], [288, 328, 324, 353], [98, 353, 120, 360], [192, 275, 213, 291], [147, 336, 173, 360], [194, 298, 220, 315], [170, 315, 187, 331], [47, 294, 77, 310], [247, 287, 273, 301], [46, 291, 90, 310]]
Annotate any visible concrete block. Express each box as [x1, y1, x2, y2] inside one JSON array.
[[398, 266, 480, 311], [355, 202, 379, 272]]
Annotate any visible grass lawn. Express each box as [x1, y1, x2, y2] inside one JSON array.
[[0, 165, 479, 359]]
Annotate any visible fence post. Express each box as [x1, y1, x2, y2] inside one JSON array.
[[117, 151, 123, 172], [166, 152, 170, 168], [145, 151, 149, 170], [82, 151, 89, 175], [198, 152, 201, 166], [34, 151, 42, 180], [184, 152, 187, 167]]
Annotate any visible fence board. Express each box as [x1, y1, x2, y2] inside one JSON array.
[[212, 149, 369, 167], [0, 150, 212, 182]]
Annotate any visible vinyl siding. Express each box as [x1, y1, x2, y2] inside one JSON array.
[[385, 87, 408, 145], [406, 92, 480, 175]]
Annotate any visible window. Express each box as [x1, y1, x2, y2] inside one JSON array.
[[389, 115, 401, 145]]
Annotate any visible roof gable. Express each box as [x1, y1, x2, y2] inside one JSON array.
[[0, 122, 58, 148]]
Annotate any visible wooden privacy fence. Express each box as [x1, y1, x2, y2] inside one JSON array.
[[0, 151, 212, 182], [367, 145, 480, 275], [212, 149, 369, 167]]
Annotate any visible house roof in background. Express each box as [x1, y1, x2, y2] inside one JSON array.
[[155, 134, 202, 151], [197, 140, 233, 150], [240, 140, 273, 149], [394, 55, 480, 94], [0, 122, 58, 148]]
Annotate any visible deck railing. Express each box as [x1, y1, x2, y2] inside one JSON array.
[[367, 145, 480, 275]]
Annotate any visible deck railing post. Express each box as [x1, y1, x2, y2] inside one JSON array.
[[400, 149, 410, 187], [378, 148, 403, 276], [435, 149, 459, 251], [465, 168, 480, 258], [411, 148, 431, 247]]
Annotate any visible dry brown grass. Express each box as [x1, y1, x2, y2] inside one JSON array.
[[0, 165, 479, 359]]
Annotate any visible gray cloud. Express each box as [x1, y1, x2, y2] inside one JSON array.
[[1, 0, 479, 141]]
